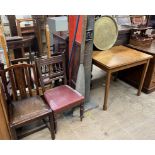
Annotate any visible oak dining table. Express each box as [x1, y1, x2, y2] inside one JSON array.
[[92, 45, 153, 110]]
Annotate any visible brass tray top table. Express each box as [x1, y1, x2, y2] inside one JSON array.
[[92, 45, 152, 110]]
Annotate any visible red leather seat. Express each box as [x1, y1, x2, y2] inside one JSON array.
[[44, 85, 84, 113]]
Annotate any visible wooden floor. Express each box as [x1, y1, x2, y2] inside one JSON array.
[[22, 65, 155, 140]]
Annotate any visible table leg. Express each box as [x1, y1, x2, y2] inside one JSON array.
[[103, 71, 111, 110], [137, 60, 150, 96], [29, 47, 32, 63], [10, 49, 15, 60], [21, 47, 25, 58]]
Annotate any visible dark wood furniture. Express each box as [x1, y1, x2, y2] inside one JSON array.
[[53, 32, 69, 53], [7, 15, 18, 36], [32, 16, 47, 56], [35, 53, 84, 138], [148, 15, 155, 28], [129, 26, 153, 47], [0, 63, 55, 139], [119, 40, 155, 93], [115, 26, 131, 46], [45, 24, 69, 83], [16, 18, 40, 57], [92, 45, 152, 110], [10, 57, 30, 65], [6, 36, 23, 42], [49, 32, 69, 79], [0, 62, 4, 70], [6, 36, 34, 61], [16, 18, 35, 38]]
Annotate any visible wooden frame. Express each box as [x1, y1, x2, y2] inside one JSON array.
[[0, 81, 11, 139], [45, 24, 51, 58], [16, 18, 35, 37]]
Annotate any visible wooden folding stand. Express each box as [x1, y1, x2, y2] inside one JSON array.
[[0, 25, 10, 67], [45, 24, 51, 58]]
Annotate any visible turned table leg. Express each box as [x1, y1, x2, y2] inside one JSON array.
[[103, 71, 111, 110], [137, 60, 150, 96], [21, 47, 25, 58]]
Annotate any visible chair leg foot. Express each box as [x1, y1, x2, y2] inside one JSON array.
[[80, 103, 84, 121], [49, 114, 55, 140], [10, 127, 17, 140], [52, 112, 57, 133]]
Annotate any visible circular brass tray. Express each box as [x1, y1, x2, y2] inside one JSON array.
[[94, 16, 118, 51]]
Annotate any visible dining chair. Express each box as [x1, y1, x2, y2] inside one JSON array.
[[35, 53, 84, 138], [0, 63, 55, 139]]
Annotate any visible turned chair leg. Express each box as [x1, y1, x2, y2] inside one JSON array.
[[10, 127, 17, 140], [80, 103, 84, 121], [49, 114, 55, 140], [52, 112, 57, 133]]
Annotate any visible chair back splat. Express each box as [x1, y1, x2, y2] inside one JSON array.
[[35, 53, 67, 92], [0, 63, 39, 102]]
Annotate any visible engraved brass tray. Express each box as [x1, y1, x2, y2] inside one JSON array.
[[94, 16, 118, 50]]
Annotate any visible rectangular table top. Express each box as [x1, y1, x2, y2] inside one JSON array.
[[92, 45, 153, 69], [6, 36, 23, 42]]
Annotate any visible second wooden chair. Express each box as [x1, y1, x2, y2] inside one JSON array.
[[35, 53, 84, 137]]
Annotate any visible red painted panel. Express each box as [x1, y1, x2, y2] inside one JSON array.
[[68, 15, 83, 56], [68, 15, 83, 85]]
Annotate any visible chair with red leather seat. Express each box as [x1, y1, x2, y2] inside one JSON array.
[[35, 53, 84, 137]]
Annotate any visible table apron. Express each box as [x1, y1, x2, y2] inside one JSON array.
[[92, 59, 149, 73]]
